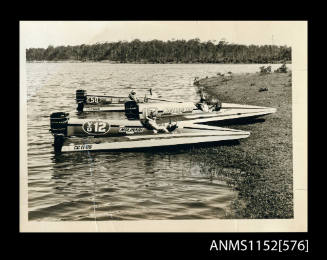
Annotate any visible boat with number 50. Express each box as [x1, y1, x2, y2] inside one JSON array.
[[75, 89, 277, 124]]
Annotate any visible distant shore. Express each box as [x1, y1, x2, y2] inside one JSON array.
[[193, 69, 293, 218], [26, 40, 291, 64], [26, 60, 292, 64]]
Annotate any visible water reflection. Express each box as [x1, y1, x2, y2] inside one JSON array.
[[47, 146, 236, 220]]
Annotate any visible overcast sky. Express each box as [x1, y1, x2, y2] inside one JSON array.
[[20, 21, 301, 48]]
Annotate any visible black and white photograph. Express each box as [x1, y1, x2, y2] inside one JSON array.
[[19, 21, 307, 232]]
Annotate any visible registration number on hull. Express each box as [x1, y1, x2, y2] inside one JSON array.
[[74, 144, 93, 150], [85, 107, 101, 111]]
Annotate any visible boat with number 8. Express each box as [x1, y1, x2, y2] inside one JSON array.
[[50, 112, 250, 153]]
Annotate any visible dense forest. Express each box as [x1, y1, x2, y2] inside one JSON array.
[[26, 39, 291, 63]]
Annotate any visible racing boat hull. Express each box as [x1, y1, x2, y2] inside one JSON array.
[[61, 131, 250, 152], [61, 124, 250, 153], [75, 90, 277, 124], [49, 113, 250, 153], [181, 104, 276, 124], [125, 101, 277, 124]]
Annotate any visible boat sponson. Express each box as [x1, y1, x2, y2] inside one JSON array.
[[60, 124, 250, 152]]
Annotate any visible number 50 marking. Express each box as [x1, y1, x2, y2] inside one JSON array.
[[88, 96, 100, 103]]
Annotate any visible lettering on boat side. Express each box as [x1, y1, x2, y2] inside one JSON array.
[[86, 107, 100, 111], [82, 120, 110, 135], [74, 144, 93, 150], [144, 106, 194, 116], [119, 127, 144, 134]]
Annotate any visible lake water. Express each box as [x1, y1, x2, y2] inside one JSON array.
[[26, 63, 289, 221]]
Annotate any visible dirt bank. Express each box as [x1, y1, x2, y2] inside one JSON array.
[[192, 71, 293, 218]]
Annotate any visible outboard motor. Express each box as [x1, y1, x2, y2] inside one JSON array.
[[50, 112, 69, 153], [76, 89, 87, 103], [76, 90, 86, 112], [50, 112, 69, 135], [76, 102, 84, 112], [125, 101, 139, 119]]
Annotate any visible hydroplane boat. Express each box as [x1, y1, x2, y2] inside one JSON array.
[[50, 112, 250, 153], [75, 89, 276, 124]]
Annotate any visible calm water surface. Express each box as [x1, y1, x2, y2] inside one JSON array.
[[26, 63, 288, 221]]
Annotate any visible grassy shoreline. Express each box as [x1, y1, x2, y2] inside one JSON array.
[[192, 71, 293, 218]]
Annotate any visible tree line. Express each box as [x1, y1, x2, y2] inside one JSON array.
[[26, 39, 291, 63]]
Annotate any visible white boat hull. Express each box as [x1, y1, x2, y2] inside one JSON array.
[[59, 123, 250, 153], [185, 107, 276, 124]]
